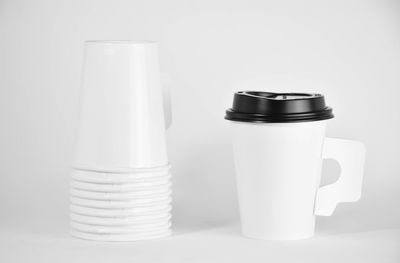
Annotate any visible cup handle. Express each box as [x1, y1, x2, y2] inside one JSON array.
[[161, 73, 172, 129], [314, 138, 366, 216]]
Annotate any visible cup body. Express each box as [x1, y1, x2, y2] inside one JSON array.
[[74, 41, 168, 170], [230, 120, 327, 240]]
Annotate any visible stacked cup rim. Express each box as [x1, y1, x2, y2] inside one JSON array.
[[70, 164, 172, 241]]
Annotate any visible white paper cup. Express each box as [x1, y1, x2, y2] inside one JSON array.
[[71, 180, 171, 192], [74, 41, 171, 170], [70, 204, 172, 217], [230, 120, 365, 240], [74, 164, 171, 174], [71, 168, 171, 184], [70, 212, 171, 226], [70, 188, 172, 201], [71, 221, 171, 234], [70, 196, 172, 209], [71, 228, 172, 242]]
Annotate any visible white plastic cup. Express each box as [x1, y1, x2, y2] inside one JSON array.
[[74, 41, 172, 171], [230, 120, 366, 240]]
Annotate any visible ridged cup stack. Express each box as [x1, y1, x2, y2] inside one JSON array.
[[71, 41, 172, 241], [70, 167, 172, 241]]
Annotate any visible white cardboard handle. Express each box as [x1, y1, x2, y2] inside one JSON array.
[[161, 73, 172, 129], [314, 138, 366, 216]]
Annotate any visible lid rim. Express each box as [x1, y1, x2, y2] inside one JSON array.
[[225, 91, 334, 123], [225, 115, 334, 123], [225, 108, 333, 123]]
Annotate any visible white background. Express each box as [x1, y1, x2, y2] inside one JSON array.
[[0, 0, 399, 262]]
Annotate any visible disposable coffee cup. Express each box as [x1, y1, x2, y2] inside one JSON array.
[[225, 91, 366, 240], [70, 213, 171, 226], [70, 188, 172, 201], [70, 204, 171, 217], [71, 168, 171, 184], [71, 180, 171, 192], [74, 41, 171, 171], [71, 228, 171, 242], [70, 196, 172, 209], [71, 221, 172, 234]]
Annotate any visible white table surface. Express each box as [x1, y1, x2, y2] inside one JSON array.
[[1, 211, 399, 263]]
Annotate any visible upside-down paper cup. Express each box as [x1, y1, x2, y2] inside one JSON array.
[[74, 41, 172, 171]]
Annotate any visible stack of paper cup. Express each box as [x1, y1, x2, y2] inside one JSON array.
[[71, 41, 172, 241], [70, 167, 172, 241]]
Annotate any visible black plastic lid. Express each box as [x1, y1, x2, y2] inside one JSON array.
[[225, 91, 334, 123]]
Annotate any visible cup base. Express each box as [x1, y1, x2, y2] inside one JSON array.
[[241, 231, 314, 241]]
